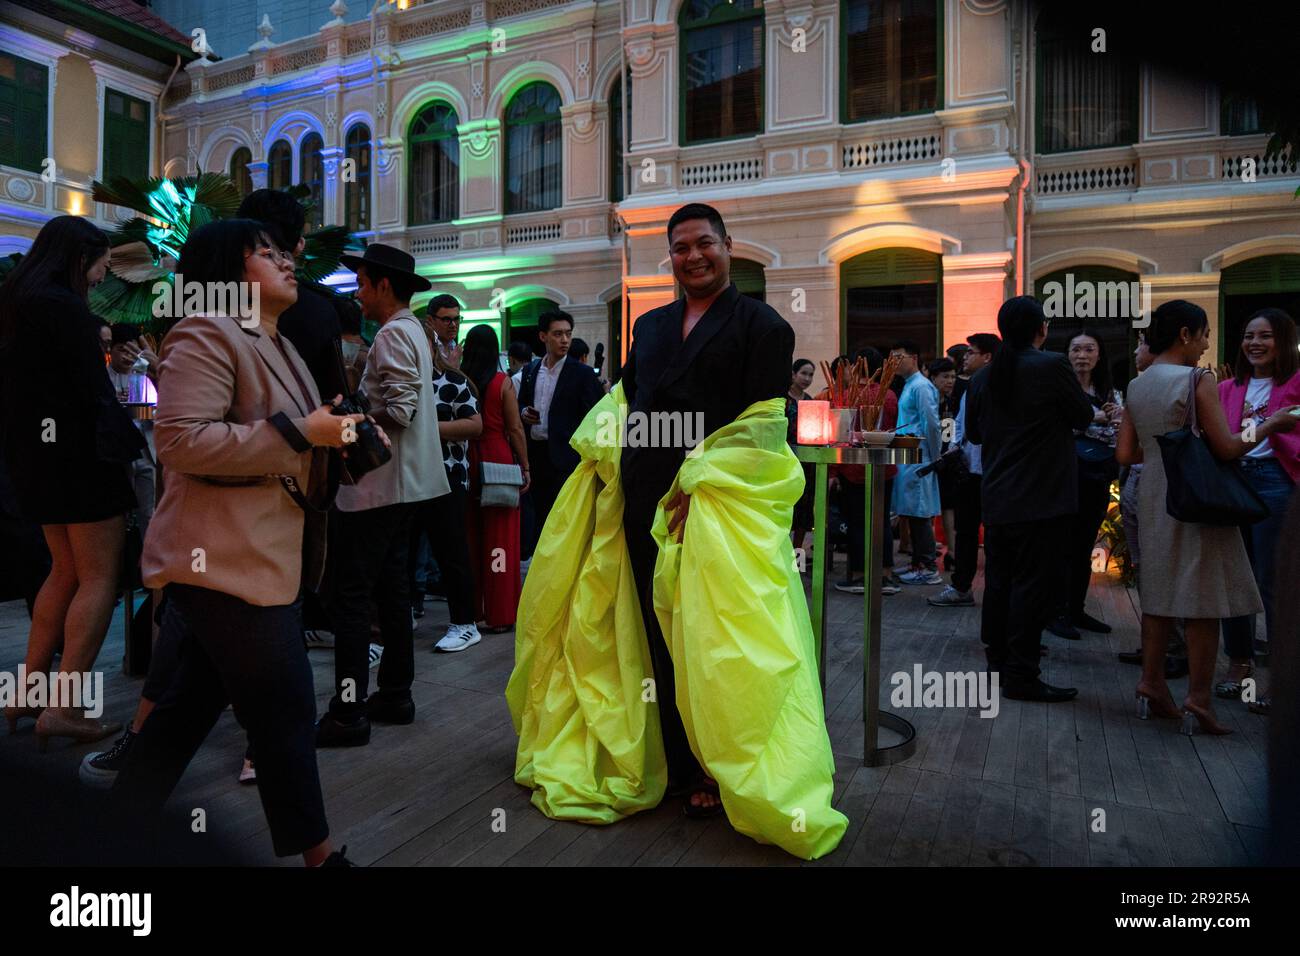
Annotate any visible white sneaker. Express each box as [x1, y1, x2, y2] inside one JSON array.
[[304, 629, 334, 650], [435, 623, 482, 653], [368, 643, 383, 668]]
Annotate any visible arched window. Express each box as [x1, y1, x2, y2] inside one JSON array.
[[229, 146, 253, 197], [678, 0, 763, 145], [1034, 266, 1141, 393], [841, 248, 941, 358], [504, 82, 562, 214], [842, 0, 939, 123], [267, 139, 292, 189], [299, 132, 324, 230], [609, 73, 630, 202], [344, 123, 371, 232], [730, 257, 766, 302], [409, 103, 460, 225], [504, 296, 559, 354], [1219, 255, 1300, 368]]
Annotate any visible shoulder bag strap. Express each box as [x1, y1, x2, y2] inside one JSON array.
[[1184, 366, 1205, 436]]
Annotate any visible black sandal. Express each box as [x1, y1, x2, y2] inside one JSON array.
[[682, 776, 724, 819]]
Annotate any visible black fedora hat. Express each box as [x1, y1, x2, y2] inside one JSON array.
[[340, 243, 432, 292]]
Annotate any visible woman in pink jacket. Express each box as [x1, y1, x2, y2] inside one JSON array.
[[1217, 308, 1300, 715]]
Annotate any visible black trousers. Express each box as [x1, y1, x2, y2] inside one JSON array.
[[408, 483, 474, 625], [839, 476, 894, 576], [1063, 473, 1112, 618], [951, 474, 983, 594], [623, 494, 702, 789], [328, 502, 415, 718], [981, 516, 1067, 687], [526, 438, 562, 544], [114, 584, 328, 857]]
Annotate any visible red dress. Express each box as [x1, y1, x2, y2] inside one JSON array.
[[467, 372, 522, 628]]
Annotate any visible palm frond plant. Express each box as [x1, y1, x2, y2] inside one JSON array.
[[88, 173, 361, 333]]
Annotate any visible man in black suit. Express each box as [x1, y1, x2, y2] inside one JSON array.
[[620, 203, 794, 815], [966, 296, 1094, 702], [515, 310, 605, 537]]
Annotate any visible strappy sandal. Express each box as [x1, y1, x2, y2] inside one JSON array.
[[1247, 697, 1271, 716], [682, 776, 724, 819], [1214, 663, 1254, 700]]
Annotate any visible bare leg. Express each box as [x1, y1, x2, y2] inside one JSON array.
[[130, 697, 158, 733], [56, 517, 124, 678], [38, 517, 123, 718], [303, 840, 333, 866], [23, 525, 77, 676], [1183, 617, 1222, 712], [1136, 613, 1178, 714]]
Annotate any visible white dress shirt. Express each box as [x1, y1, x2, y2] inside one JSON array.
[[520, 354, 565, 441]]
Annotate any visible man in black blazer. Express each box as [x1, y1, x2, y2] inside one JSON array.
[[966, 296, 1094, 702], [516, 311, 605, 537], [620, 203, 794, 815]]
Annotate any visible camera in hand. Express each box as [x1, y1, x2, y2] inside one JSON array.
[[331, 395, 391, 480], [916, 446, 967, 480], [330, 338, 392, 481]]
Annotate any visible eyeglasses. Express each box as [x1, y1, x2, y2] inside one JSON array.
[[246, 246, 294, 266], [432, 314, 461, 324]]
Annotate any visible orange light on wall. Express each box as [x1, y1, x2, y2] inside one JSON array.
[[797, 400, 833, 445]]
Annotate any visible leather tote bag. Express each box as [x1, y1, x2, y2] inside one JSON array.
[[1155, 367, 1268, 526]]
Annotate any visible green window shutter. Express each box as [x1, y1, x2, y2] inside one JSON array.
[[1220, 255, 1300, 295], [842, 248, 941, 287], [731, 257, 766, 300], [0, 53, 49, 173], [103, 88, 150, 182]]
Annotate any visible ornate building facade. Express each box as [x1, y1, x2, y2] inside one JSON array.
[[3, 0, 1298, 374]]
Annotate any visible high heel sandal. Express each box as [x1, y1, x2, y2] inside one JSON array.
[[4, 705, 43, 734], [32, 711, 122, 753], [1135, 692, 1180, 720], [1213, 663, 1254, 700], [1179, 702, 1232, 737]]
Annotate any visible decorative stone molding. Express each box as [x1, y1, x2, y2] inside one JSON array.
[[375, 137, 402, 175], [249, 14, 275, 53], [6, 177, 35, 202]]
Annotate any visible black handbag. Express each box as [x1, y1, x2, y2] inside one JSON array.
[[1155, 367, 1268, 526], [1075, 434, 1119, 483]]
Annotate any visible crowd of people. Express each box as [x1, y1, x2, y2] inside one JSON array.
[[787, 297, 1299, 719], [0, 199, 611, 865], [0, 196, 1296, 863]]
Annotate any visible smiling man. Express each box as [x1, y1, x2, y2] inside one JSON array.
[[620, 203, 795, 816]]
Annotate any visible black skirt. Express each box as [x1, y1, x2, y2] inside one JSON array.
[[9, 454, 136, 525]]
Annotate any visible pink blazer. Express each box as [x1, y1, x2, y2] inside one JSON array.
[[1219, 371, 1300, 485]]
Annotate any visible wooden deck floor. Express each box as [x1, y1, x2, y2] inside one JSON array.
[[0, 552, 1271, 866]]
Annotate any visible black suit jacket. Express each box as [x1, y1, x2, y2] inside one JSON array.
[[966, 348, 1094, 526], [518, 356, 605, 473], [619, 283, 794, 521], [277, 281, 345, 402]]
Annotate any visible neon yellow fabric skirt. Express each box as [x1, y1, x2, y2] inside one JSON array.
[[508, 387, 847, 859]]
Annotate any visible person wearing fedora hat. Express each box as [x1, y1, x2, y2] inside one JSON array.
[[317, 243, 451, 748]]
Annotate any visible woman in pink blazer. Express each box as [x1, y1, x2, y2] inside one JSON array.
[[1216, 308, 1300, 714]]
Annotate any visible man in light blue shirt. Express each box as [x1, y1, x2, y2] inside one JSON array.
[[889, 340, 943, 585]]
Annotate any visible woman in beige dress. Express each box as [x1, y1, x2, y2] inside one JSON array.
[[1118, 300, 1300, 734]]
